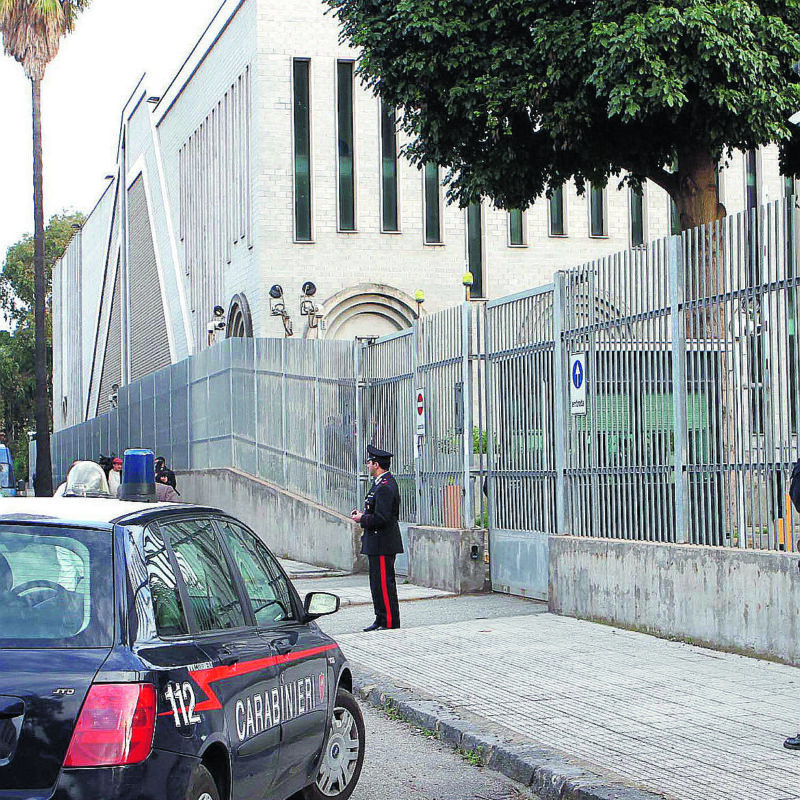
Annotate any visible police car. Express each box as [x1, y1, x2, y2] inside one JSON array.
[[0, 453, 365, 800]]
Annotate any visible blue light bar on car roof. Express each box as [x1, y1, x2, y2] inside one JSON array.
[[119, 449, 156, 503]]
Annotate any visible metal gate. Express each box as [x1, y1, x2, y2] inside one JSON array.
[[485, 286, 557, 599]]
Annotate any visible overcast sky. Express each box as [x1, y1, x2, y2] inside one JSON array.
[[0, 0, 223, 261]]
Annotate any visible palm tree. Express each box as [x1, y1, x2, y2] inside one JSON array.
[[0, 0, 90, 495]]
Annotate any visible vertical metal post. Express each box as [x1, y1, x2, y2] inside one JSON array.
[[485, 304, 496, 575], [461, 302, 474, 528], [587, 268, 600, 537], [670, 234, 689, 543], [553, 272, 569, 535], [281, 338, 289, 487], [355, 339, 366, 505], [314, 340, 324, 504], [412, 319, 424, 525]]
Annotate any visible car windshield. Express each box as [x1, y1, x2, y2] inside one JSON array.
[[0, 524, 114, 649], [0, 462, 12, 489]]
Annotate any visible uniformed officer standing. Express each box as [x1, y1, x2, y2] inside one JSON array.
[[351, 445, 403, 631]]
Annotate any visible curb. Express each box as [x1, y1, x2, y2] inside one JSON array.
[[353, 667, 667, 800]]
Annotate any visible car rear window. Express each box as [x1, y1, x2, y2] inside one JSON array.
[[0, 524, 113, 648]]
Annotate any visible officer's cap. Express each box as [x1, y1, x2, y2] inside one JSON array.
[[367, 445, 393, 466]]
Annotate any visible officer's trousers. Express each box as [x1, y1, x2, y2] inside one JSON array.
[[368, 554, 400, 629]]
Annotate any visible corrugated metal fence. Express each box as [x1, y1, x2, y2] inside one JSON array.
[[53, 201, 800, 592]]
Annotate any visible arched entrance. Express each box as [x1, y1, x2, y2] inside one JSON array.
[[319, 284, 419, 340]]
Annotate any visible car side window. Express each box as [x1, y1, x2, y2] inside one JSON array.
[[217, 520, 295, 627], [143, 524, 188, 637], [161, 518, 247, 633]]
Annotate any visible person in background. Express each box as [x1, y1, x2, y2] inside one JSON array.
[[155, 469, 181, 502], [107, 457, 123, 496]]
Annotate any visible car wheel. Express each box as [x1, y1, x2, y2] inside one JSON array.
[[186, 764, 221, 800], [303, 688, 365, 800]]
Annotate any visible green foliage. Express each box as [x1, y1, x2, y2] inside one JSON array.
[[327, 0, 800, 217], [473, 426, 488, 454], [0, 211, 84, 476]]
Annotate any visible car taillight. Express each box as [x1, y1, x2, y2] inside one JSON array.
[[64, 683, 156, 768]]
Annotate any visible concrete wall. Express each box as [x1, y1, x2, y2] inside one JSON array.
[[549, 536, 800, 665], [407, 526, 485, 594], [177, 467, 366, 573]]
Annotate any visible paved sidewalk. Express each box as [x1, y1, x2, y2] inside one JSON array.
[[291, 572, 454, 607], [336, 613, 800, 800]]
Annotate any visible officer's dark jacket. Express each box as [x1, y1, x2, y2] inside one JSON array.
[[360, 472, 404, 556]]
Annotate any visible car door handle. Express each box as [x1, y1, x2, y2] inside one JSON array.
[[0, 699, 24, 720], [270, 637, 293, 656], [220, 655, 239, 667]]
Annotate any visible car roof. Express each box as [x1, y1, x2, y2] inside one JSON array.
[[0, 497, 212, 528]]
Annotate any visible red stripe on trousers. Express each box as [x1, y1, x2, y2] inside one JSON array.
[[380, 555, 392, 629]]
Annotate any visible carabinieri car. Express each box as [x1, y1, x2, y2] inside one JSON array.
[[0, 497, 365, 800]]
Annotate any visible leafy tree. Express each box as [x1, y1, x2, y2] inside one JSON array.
[[0, 0, 91, 495], [0, 211, 84, 482], [327, 0, 800, 230]]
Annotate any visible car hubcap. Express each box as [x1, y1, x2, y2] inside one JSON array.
[[316, 706, 360, 797]]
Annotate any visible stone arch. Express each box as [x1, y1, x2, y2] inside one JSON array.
[[319, 284, 419, 340], [226, 293, 253, 338]]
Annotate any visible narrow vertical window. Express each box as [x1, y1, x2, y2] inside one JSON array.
[[746, 149, 760, 284], [669, 161, 680, 235], [630, 187, 644, 247], [381, 102, 398, 232], [424, 163, 441, 243], [467, 202, 484, 298], [549, 185, 565, 236], [670, 198, 681, 235], [509, 210, 525, 246], [293, 59, 312, 242], [337, 61, 355, 231], [589, 184, 606, 236], [745, 150, 758, 213]]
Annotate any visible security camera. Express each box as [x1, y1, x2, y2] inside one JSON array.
[[302, 281, 317, 297], [213, 305, 225, 318], [269, 285, 284, 300]]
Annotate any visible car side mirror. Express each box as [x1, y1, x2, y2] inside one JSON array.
[[304, 592, 340, 620]]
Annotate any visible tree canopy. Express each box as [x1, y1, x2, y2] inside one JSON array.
[[327, 0, 800, 229], [0, 0, 90, 80], [0, 211, 84, 477]]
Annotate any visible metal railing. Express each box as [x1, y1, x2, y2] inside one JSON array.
[[53, 200, 800, 554]]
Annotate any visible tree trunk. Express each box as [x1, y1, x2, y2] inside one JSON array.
[[32, 77, 52, 497]]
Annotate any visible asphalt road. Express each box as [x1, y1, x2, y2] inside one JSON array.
[[349, 700, 540, 800], [307, 589, 546, 799]]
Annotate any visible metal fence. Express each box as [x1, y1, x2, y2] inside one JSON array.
[[52, 337, 360, 516], [553, 200, 800, 551], [53, 201, 800, 569]]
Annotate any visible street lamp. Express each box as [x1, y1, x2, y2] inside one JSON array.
[[462, 271, 474, 301]]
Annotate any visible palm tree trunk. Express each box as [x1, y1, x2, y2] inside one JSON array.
[[32, 77, 52, 496]]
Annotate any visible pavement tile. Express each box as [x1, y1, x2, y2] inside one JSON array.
[[338, 612, 800, 800]]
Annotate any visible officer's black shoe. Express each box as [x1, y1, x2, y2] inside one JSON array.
[[784, 735, 800, 750], [363, 622, 385, 632]]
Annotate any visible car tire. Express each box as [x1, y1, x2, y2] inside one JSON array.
[[302, 688, 365, 800], [186, 764, 221, 800]]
